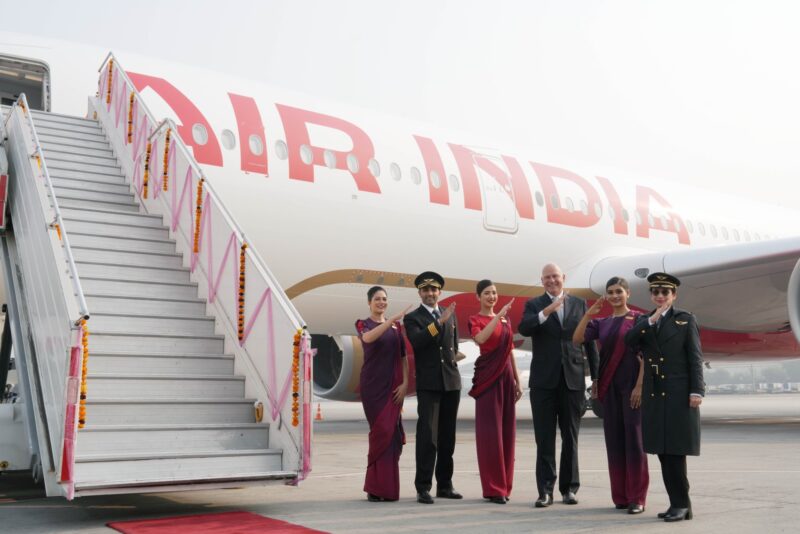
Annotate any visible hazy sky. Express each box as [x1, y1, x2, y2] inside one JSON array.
[[3, 0, 799, 210]]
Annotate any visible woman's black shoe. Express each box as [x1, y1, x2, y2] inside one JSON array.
[[487, 496, 507, 504], [663, 508, 692, 521], [367, 493, 383, 502], [657, 508, 673, 518], [627, 504, 645, 514], [615, 504, 627, 510]]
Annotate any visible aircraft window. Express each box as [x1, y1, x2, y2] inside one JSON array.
[[347, 153, 360, 174], [448, 174, 460, 192], [192, 124, 209, 146], [647, 214, 655, 227], [594, 203, 602, 218], [622, 209, 629, 222], [550, 195, 560, 209], [608, 206, 616, 220], [744, 230, 751, 242], [535, 191, 544, 207], [299, 144, 313, 165], [390, 162, 402, 181], [430, 170, 442, 189], [698, 222, 706, 236], [368, 158, 380, 177], [721, 226, 729, 240], [754, 232, 761, 241], [323, 150, 336, 169], [565, 197, 574, 212], [221, 129, 236, 150], [710, 224, 718, 238], [733, 229, 740, 241], [249, 135, 264, 156], [686, 220, 694, 233], [660, 215, 668, 229], [410, 166, 422, 185], [635, 212, 642, 226], [580, 200, 588, 215], [275, 140, 288, 160]]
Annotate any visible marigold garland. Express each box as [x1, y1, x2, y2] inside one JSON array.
[[237, 242, 247, 341], [162, 128, 171, 192], [292, 329, 302, 426], [193, 178, 204, 253], [52, 222, 62, 241], [78, 319, 90, 429], [127, 92, 135, 143], [106, 59, 114, 104], [143, 140, 152, 198]]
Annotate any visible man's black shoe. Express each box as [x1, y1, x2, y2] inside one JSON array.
[[436, 488, 463, 499], [417, 491, 434, 504], [534, 494, 553, 508], [562, 491, 578, 505]]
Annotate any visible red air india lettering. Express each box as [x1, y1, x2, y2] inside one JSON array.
[[228, 93, 268, 175], [530, 162, 601, 227], [596, 175, 629, 235], [127, 72, 223, 167], [636, 185, 690, 244], [275, 104, 379, 193], [448, 144, 535, 219], [413, 136, 449, 206]]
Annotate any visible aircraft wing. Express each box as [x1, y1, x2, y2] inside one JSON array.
[[589, 237, 800, 342]]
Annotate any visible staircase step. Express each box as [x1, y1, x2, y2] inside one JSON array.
[[38, 132, 111, 151], [46, 166, 124, 182], [69, 233, 176, 254], [73, 451, 286, 491], [64, 218, 169, 240], [46, 158, 122, 176], [89, 352, 234, 376], [77, 423, 269, 455], [60, 206, 164, 227], [85, 295, 206, 316], [41, 141, 113, 159], [85, 398, 255, 425], [52, 176, 131, 195], [34, 121, 104, 137], [90, 313, 216, 336], [90, 332, 224, 354], [53, 186, 134, 205], [72, 248, 184, 269], [86, 373, 242, 397], [76, 262, 190, 284], [78, 277, 198, 300], [32, 110, 101, 128], [50, 169, 126, 187], [54, 196, 140, 213], [43, 148, 119, 168]]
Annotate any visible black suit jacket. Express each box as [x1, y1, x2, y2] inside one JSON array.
[[517, 293, 599, 391], [624, 307, 704, 455], [403, 305, 461, 392]]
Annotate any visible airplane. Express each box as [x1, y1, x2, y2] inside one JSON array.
[[1, 31, 799, 409]]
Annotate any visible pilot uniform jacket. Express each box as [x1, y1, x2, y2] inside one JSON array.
[[624, 308, 705, 456], [404, 305, 461, 391], [517, 293, 599, 390]]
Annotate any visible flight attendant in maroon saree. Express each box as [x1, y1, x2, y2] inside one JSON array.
[[356, 286, 411, 502], [468, 280, 523, 504], [574, 276, 649, 514]]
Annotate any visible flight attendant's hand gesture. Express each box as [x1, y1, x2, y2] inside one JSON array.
[[498, 299, 515, 318], [586, 296, 604, 316], [390, 305, 413, 323]]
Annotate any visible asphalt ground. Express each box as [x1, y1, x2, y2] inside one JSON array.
[[2, 393, 799, 533]]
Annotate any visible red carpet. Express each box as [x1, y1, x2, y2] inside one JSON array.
[[108, 511, 327, 534]]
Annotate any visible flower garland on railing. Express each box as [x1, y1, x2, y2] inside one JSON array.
[[237, 242, 247, 341], [292, 328, 302, 426], [194, 178, 204, 253], [106, 59, 114, 104], [127, 92, 135, 143], [162, 128, 171, 192], [50, 222, 62, 241], [143, 140, 152, 198], [78, 319, 90, 429]]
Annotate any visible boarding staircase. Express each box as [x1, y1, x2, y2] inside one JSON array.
[[0, 55, 312, 499]]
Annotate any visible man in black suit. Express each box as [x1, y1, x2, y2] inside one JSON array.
[[403, 271, 462, 504], [624, 272, 704, 522], [518, 263, 599, 508]]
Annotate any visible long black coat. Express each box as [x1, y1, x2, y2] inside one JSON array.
[[624, 308, 705, 456], [517, 293, 599, 390], [404, 305, 461, 392]]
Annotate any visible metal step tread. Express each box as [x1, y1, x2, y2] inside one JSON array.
[[83, 292, 205, 304], [72, 246, 182, 259], [74, 471, 297, 491], [69, 231, 174, 246], [87, 397, 256, 404], [76, 448, 281, 463], [87, 372, 242, 380], [54, 194, 136, 209], [80, 422, 269, 432], [31, 109, 98, 123], [75, 260, 190, 274], [53, 183, 132, 197], [90, 312, 214, 323], [79, 276, 195, 288], [43, 147, 118, 163], [61, 204, 161, 220], [88, 331, 223, 340], [35, 124, 106, 138]]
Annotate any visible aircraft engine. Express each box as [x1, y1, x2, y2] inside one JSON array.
[[788, 259, 800, 345]]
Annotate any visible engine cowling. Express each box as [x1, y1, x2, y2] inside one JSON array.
[[788, 259, 800, 345], [312, 334, 417, 401]]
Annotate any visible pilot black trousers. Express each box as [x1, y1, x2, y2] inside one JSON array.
[[658, 454, 691, 509], [415, 389, 460, 493]]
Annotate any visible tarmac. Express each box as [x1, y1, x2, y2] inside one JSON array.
[[2, 393, 800, 533]]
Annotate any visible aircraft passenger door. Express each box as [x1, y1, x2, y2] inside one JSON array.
[[0, 56, 50, 111], [476, 156, 518, 234]]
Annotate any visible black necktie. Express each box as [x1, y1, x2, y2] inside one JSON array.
[[432, 309, 441, 321]]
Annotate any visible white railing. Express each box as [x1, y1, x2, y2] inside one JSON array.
[[93, 53, 312, 479], [3, 95, 88, 498]]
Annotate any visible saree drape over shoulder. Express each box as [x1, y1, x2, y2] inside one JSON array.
[[356, 318, 406, 501], [468, 314, 516, 499], [585, 311, 649, 506]]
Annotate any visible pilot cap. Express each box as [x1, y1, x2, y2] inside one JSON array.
[[647, 272, 681, 290], [415, 271, 445, 290]]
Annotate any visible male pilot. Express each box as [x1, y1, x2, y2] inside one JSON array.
[[624, 272, 704, 522], [403, 271, 462, 504], [518, 263, 599, 508]]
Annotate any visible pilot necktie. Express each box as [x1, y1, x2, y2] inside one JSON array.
[[432, 309, 441, 321]]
